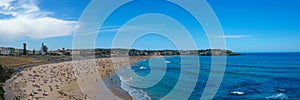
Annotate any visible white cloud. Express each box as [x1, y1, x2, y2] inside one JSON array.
[[75, 25, 163, 37], [0, 0, 76, 41], [0, 17, 76, 40], [99, 24, 165, 33], [0, 0, 14, 9], [207, 34, 253, 39]]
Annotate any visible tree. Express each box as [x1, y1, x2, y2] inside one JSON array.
[[23, 43, 27, 55], [0, 65, 4, 82], [0, 86, 4, 100], [33, 49, 36, 55]]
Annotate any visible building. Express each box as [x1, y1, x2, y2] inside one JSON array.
[[58, 48, 66, 55], [15, 48, 22, 56], [40, 43, 48, 55], [0, 47, 16, 55], [154, 51, 161, 56], [56, 48, 71, 56], [71, 50, 80, 55]]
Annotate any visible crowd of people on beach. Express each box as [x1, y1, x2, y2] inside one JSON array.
[[8, 57, 148, 100], [9, 62, 77, 99]]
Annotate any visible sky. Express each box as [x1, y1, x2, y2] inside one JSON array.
[[0, 0, 299, 52]]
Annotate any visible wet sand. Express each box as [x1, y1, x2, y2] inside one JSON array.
[[104, 74, 133, 100]]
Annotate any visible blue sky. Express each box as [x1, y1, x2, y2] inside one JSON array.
[[0, 0, 299, 52]]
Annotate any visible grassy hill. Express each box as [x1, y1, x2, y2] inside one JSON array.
[[0, 56, 45, 67]]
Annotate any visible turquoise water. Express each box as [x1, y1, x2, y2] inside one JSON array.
[[118, 53, 300, 99]]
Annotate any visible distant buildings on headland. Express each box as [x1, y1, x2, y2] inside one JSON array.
[[66, 48, 240, 57], [113, 49, 240, 57], [0, 43, 71, 56], [0, 43, 240, 57]]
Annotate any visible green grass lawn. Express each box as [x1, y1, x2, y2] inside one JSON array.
[[0, 56, 45, 67]]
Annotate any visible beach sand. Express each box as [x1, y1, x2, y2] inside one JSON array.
[[8, 56, 149, 100], [104, 73, 132, 100]]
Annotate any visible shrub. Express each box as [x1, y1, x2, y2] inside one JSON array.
[[0, 86, 4, 100]]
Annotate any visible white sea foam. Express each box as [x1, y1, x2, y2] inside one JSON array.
[[120, 81, 152, 100], [140, 66, 146, 70], [164, 61, 171, 64], [265, 93, 288, 99], [230, 91, 245, 95]]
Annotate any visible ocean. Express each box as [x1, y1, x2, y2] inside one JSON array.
[[116, 53, 300, 99]]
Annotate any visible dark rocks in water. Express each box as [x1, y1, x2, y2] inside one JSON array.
[[277, 89, 286, 92]]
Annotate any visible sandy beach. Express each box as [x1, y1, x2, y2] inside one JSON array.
[[7, 56, 149, 100]]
